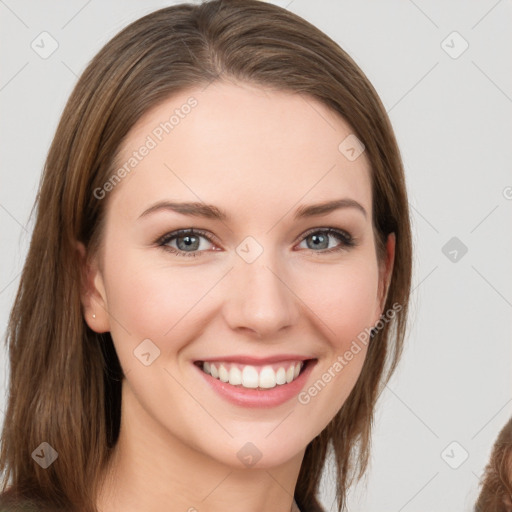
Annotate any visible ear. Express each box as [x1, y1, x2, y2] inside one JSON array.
[[76, 241, 111, 333], [373, 232, 396, 323]]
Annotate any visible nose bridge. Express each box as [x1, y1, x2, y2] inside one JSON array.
[[224, 246, 300, 337]]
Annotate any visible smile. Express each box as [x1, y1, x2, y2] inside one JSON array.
[[192, 356, 317, 408], [197, 360, 305, 389]]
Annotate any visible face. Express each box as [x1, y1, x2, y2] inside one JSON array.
[[81, 80, 394, 469]]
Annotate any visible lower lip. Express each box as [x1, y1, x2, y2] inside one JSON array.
[[194, 360, 317, 408]]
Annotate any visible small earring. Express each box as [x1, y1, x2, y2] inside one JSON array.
[[92, 313, 96, 319]]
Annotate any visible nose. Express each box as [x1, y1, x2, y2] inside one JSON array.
[[222, 255, 301, 339]]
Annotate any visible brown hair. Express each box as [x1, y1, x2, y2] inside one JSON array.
[[475, 416, 512, 511], [0, 1, 412, 511]]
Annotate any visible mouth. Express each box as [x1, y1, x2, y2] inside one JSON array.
[[193, 358, 315, 391]]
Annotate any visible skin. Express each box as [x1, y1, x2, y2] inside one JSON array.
[[78, 80, 395, 512]]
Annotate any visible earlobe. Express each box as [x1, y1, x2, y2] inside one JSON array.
[[75, 241, 110, 333]]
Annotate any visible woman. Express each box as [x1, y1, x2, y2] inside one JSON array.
[[0, 1, 412, 511]]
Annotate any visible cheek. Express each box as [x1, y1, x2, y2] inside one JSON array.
[[102, 251, 218, 353], [104, 246, 380, 352], [295, 258, 380, 346], [290, 259, 379, 424]]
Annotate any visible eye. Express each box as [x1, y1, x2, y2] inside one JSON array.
[[296, 228, 355, 254], [155, 227, 356, 258], [156, 228, 217, 257]]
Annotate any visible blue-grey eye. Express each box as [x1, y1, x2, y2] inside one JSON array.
[[299, 229, 353, 252], [306, 232, 329, 250], [158, 228, 215, 257], [176, 234, 201, 251]]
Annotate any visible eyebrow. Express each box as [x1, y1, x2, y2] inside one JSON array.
[[138, 198, 367, 221]]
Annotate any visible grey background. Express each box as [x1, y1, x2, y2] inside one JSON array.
[[1, 1, 511, 510]]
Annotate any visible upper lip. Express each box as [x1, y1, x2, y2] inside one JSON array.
[[195, 355, 314, 365]]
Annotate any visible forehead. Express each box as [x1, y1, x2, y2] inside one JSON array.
[[108, 80, 372, 223]]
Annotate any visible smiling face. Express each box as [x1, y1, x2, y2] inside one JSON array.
[[82, 80, 394, 470]]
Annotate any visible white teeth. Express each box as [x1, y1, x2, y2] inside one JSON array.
[[228, 366, 242, 385], [200, 360, 306, 389], [218, 364, 229, 382], [259, 366, 277, 389], [276, 367, 286, 385], [241, 366, 259, 388]]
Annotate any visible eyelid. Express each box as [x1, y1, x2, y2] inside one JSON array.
[[294, 226, 354, 245], [155, 226, 356, 257], [155, 228, 219, 247]]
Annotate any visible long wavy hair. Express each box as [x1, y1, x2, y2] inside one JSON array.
[[0, 1, 412, 511]]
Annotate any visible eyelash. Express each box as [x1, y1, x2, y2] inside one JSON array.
[[155, 227, 356, 258]]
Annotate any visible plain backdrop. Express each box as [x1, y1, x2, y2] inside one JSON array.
[[1, 1, 511, 511]]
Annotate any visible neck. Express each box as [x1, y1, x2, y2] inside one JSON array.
[[95, 381, 304, 512]]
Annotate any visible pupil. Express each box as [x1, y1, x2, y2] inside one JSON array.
[[309, 233, 327, 250], [178, 235, 199, 251]]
